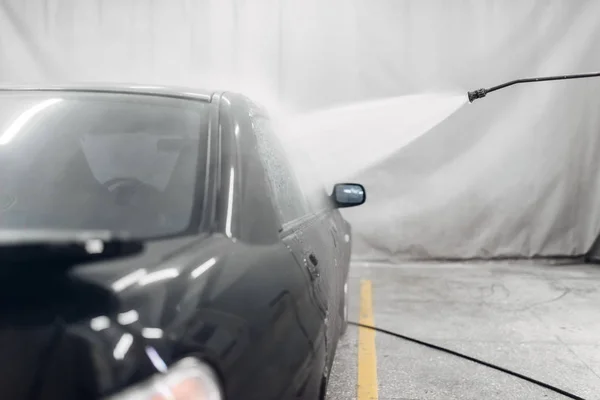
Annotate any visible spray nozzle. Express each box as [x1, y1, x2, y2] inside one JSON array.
[[467, 89, 487, 103], [467, 71, 600, 103]]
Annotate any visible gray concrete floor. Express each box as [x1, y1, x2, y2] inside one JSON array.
[[327, 261, 600, 400]]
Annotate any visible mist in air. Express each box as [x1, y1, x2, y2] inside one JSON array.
[[275, 92, 468, 192]]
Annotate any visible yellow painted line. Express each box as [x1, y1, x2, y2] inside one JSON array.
[[358, 279, 378, 400]]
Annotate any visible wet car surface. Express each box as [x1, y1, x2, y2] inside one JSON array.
[[0, 86, 366, 400]]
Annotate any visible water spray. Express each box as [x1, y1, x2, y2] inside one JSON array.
[[467, 71, 600, 103]]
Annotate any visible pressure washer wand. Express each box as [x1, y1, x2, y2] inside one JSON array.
[[467, 71, 600, 103]]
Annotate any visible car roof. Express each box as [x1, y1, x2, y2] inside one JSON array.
[[0, 83, 216, 102]]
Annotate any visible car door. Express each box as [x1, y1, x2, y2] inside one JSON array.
[[250, 113, 332, 397], [251, 115, 330, 315], [252, 115, 345, 361], [304, 187, 347, 347], [308, 210, 343, 360], [288, 152, 347, 294]]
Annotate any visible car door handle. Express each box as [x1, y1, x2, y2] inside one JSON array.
[[305, 253, 320, 281], [330, 230, 338, 247]]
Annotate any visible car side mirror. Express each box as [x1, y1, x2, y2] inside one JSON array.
[[331, 183, 366, 208]]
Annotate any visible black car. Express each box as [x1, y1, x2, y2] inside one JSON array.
[[0, 85, 366, 400]]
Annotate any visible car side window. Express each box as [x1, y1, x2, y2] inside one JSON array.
[[252, 116, 311, 225]]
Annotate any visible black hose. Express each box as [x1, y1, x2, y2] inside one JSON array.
[[467, 71, 600, 103], [348, 321, 587, 400]]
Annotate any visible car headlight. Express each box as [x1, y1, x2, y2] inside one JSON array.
[[106, 357, 223, 400]]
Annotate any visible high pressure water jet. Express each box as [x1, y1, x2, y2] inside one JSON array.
[[281, 93, 467, 187], [467, 71, 600, 103]]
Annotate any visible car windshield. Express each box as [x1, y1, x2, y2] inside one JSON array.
[[0, 91, 208, 239]]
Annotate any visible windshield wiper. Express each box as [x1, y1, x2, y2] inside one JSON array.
[[0, 229, 144, 264]]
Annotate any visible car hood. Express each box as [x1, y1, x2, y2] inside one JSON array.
[[0, 233, 240, 399]]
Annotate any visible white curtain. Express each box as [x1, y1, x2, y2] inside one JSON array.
[[1, 0, 600, 261], [0, 0, 359, 111]]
